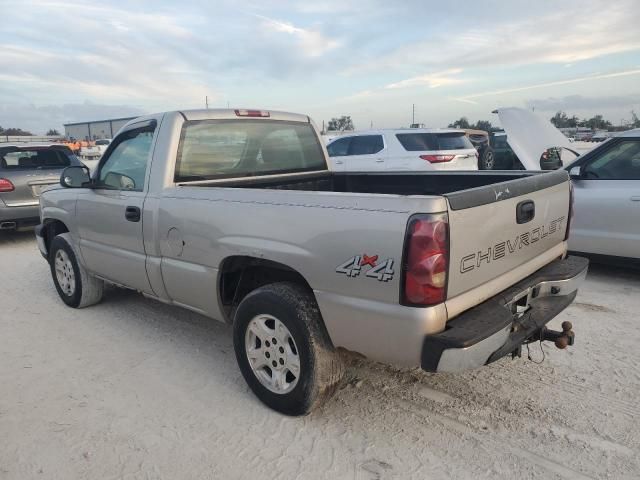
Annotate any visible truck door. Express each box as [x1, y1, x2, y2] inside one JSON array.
[[76, 120, 157, 293]]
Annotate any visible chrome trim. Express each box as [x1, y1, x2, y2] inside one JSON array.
[[437, 325, 512, 373], [533, 266, 588, 299], [5, 201, 40, 207], [435, 263, 588, 373]]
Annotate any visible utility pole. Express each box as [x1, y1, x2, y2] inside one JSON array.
[[412, 104, 415, 125], [205, 96, 209, 109]]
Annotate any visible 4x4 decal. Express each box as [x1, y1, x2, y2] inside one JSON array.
[[336, 254, 395, 282]]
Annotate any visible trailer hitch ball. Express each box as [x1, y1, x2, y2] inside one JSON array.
[[542, 321, 575, 349]]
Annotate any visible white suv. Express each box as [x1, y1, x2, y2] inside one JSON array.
[[326, 129, 478, 171]]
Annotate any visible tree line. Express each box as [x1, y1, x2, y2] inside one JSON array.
[[447, 111, 640, 133], [0, 126, 61, 136], [548, 111, 640, 130]]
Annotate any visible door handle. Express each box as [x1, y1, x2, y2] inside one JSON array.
[[334, 160, 344, 165], [125, 206, 141, 222], [516, 200, 535, 224], [631, 196, 640, 202], [375, 159, 384, 163]]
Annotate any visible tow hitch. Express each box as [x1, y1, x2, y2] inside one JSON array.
[[512, 321, 575, 361], [541, 321, 575, 349]]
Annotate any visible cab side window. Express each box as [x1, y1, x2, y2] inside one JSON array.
[[97, 128, 155, 191], [584, 140, 640, 180]]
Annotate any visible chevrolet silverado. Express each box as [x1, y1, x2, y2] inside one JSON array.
[[35, 109, 588, 415]]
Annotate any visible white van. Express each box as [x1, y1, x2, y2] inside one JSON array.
[[326, 129, 478, 171]]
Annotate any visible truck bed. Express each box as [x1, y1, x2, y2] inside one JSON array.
[[184, 170, 544, 198]]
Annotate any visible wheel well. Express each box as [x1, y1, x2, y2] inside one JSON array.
[[219, 256, 314, 321], [42, 219, 69, 255]]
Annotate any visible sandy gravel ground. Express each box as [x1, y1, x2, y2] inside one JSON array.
[[1, 230, 639, 480]]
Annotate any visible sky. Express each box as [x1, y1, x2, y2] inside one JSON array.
[[1, 0, 639, 134]]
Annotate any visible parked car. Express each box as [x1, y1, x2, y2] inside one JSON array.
[[326, 129, 478, 171], [80, 138, 111, 159], [590, 132, 609, 143], [36, 109, 586, 415], [462, 129, 492, 170], [494, 108, 577, 170], [466, 128, 563, 171], [0, 144, 82, 230], [567, 128, 640, 263]]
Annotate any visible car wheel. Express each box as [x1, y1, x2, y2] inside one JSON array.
[[479, 147, 495, 170], [233, 282, 344, 416], [49, 234, 104, 308]]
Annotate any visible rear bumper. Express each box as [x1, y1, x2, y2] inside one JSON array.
[[421, 255, 589, 372], [0, 204, 40, 229]]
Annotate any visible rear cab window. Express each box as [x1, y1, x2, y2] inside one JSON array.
[[0, 148, 72, 170], [175, 120, 326, 181], [396, 132, 474, 151]]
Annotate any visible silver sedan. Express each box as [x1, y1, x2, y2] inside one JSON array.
[[0, 144, 83, 230], [567, 129, 640, 262]]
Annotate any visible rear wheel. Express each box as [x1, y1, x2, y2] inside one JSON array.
[[49, 235, 103, 308], [233, 282, 344, 416]]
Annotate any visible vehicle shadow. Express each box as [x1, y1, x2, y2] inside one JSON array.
[[0, 228, 36, 246]]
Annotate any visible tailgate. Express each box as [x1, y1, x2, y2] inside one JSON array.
[[445, 170, 570, 299]]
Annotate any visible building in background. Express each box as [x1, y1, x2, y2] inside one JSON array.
[[63, 116, 137, 140]]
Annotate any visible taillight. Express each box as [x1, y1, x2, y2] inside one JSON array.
[[402, 213, 449, 306], [420, 154, 455, 163], [234, 109, 270, 118], [0, 178, 15, 192], [564, 183, 574, 241]]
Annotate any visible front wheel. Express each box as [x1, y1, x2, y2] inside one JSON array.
[[233, 282, 344, 416], [49, 235, 104, 308]]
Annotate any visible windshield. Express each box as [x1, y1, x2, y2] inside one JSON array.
[[175, 120, 326, 181]]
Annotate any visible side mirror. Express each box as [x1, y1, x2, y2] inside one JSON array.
[[61, 166, 91, 188], [569, 166, 582, 179]]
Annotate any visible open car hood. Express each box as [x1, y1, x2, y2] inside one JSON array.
[[495, 107, 574, 170]]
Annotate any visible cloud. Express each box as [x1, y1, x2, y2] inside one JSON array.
[[453, 69, 640, 103], [525, 94, 640, 112], [255, 14, 341, 57], [385, 69, 466, 90], [0, 102, 146, 134], [0, 2, 215, 109], [350, 1, 640, 74], [1, 0, 639, 133]]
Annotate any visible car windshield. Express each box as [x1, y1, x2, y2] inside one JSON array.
[[0, 148, 71, 170], [175, 120, 326, 181]]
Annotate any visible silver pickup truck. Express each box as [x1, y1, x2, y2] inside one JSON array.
[[36, 109, 588, 415]]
